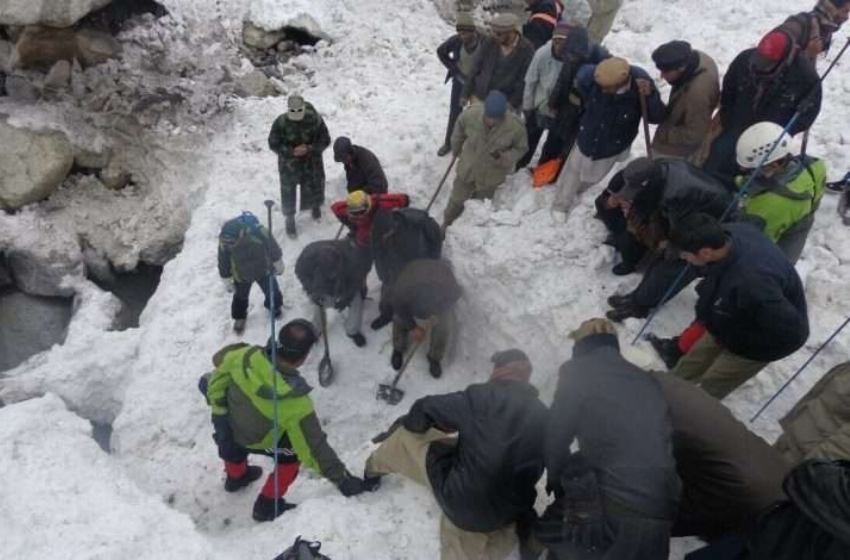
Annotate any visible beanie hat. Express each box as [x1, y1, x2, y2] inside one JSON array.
[[594, 57, 630, 88], [751, 31, 791, 72], [286, 94, 306, 121], [564, 25, 589, 58], [620, 157, 657, 201], [484, 90, 508, 117], [455, 12, 476, 32], [552, 21, 571, 40], [346, 190, 372, 215], [491, 349, 530, 368], [333, 136, 353, 162], [490, 13, 520, 32], [490, 349, 532, 383], [652, 40, 693, 71]]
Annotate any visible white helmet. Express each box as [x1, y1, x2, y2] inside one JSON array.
[[736, 122, 792, 169]]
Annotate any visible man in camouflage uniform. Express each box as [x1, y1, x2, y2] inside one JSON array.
[[268, 95, 331, 238]]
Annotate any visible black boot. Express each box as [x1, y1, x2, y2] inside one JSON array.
[[349, 333, 367, 347], [311, 206, 321, 221], [646, 334, 683, 370], [428, 358, 443, 379], [607, 293, 634, 308], [370, 314, 392, 331], [391, 350, 403, 371], [252, 495, 297, 522], [285, 214, 297, 238], [612, 262, 637, 276], [224, 465, 263, 493], [606, 302, 650, 323]]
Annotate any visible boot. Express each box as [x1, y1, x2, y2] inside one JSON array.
[[437, 144, 451, 157], [606, 302, 650, 323], [224, 462, 263, 492], [311, 206, 321, 221], [233, 319, 246, 334], [612, 262, 637, 276], [391, 350, 403, 371], [285, 214, 297, 238], [252, 495, 296, 522], [370, 314, 393, 331], [273, 307, 282, 319], [428, 358, 443, 379], [646, 334, 684, 370], [349, 333, 366, 347], [606, 293, 634, 309]]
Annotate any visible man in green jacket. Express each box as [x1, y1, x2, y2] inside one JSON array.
[[735, 121, 827, 263], [268, 95, 331, 238], [201, 319, 372, 522]]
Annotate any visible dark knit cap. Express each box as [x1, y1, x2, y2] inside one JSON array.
[[564, 25, 589, 58], [484, 90, 508, 117], [620, 157, 657, 200], [333, 136, 353, 162], [652, 40, 693, 71], [491, 348, 531, 367]]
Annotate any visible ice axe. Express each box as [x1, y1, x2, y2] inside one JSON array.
[[376, 339, 423, 405], [316, 304, 335, 387]]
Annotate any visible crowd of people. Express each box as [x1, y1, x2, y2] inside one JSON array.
[[197, 0, 850, 558]]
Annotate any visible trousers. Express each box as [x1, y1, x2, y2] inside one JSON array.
[[673, 333, 768, 399]]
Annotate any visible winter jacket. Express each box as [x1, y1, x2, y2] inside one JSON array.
[[462, 35, 535, 109], [294, 239, 372, 309], [522, 41, 564, 117], [331, 193, 410, 247], [652, 51, 720, 160], [218, 220, 283, 283], [342, 145, 388, 194], [548, 333, 681, 519], [737, 156, 827, 243], [549, 40, 610, 113], [574, 63, 666, 160], [392, 259, 462, 329], [371, 208, 442, 286], [437, 32, 484, 84], [451, 103, 527, 193], [206, 344, 347, 484], [268, 101, 331, 170], [775, 362, 850, 464], [523, 0, 558, 50], [693, 222, 809, 362], [651, 372, 790, 538], [403, 378, 548, 532]]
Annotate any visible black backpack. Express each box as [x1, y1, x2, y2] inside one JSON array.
[[222, 213, 271, 283], [273, 536, 331, 560]]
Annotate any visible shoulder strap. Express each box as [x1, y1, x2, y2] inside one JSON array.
[[530, 13, 557, 26]]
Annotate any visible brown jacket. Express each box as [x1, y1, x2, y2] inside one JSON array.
[[392, 259, 462, 328], [775, 362, 850, 464], [651, 51, 720, 160]]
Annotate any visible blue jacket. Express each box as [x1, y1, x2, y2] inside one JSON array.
[[574, 64, 665, 160], [694, 223, 809, 362]]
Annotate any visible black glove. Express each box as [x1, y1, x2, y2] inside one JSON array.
[[561, 454, 607, 551], [338, 473, 367, 497]]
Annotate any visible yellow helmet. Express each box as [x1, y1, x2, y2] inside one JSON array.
[[346, 190, 372, 216]]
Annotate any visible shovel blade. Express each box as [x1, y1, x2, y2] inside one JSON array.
[[376, 383, 404, 405], [318, 355, 335, 387]]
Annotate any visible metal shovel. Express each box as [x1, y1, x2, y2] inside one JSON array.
[[317, 305, 335, 387], [376, 339, 423, 405]]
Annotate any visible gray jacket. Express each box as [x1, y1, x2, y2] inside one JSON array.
[[522, 42, 564, 117]]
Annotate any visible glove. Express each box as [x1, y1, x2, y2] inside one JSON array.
[[221, 277, 234, 293], [273, 260, 285, 276], [338, 473, 367, 497], [561, 454, 607, 551]]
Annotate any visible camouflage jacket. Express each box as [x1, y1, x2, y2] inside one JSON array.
[[268, 102, 331, 165]]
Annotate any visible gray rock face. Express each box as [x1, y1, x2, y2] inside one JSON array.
[[7, 245, 84, 297], [0, 119, 74, 210], [0, 0, 112, 28]]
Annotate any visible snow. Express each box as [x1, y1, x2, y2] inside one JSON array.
[[1, 0, 849, 558]]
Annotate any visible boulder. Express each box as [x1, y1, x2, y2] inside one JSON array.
[[99, 165, 132, 190], [3, 75, 39, 102], [7, 242, 84, 297], [0, 119, 74, 210], [242, 21, 285, 50], [15, 26, 120, 69], [43, 59, 71, 91], [73, 143, 112, 170], [0, 0, 112, 28], [235, 70, 278, 98], [75, 28, 121, 67]]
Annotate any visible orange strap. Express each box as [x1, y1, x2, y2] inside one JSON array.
[[530, 13, 557, 27]]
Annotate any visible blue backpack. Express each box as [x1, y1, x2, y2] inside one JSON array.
[[222, 212, 270, 282]]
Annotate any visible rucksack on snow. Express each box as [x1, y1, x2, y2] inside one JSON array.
[[273, 536, 331, 560]]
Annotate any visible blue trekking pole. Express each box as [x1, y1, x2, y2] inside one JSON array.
[[264, 199, 281, 518], [750, 316, 850, 423], [632, 38, 849, 345]]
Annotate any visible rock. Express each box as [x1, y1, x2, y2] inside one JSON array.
[[242, 21, 285, 50], [277, 40, 297, 53], [3, 74, 39, 102], [75, 28, 121, 67], [74, 144, 112, 170], [0, 119, 74, 210], [43, 59, 71, 91], [15, 26, 120, 69], [0, 0, 112, 28], [7, 246, 83, 297], [0, 40, 13, 72], [99, 165, 132, 190], [70, 58, 86, 98], [234, 70, 279, 98]]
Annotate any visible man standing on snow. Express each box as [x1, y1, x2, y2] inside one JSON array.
[[444, 91, 527, 228], [332, 136, 388, 195], [391, 258, 462, 379], [437, 13, 484, 157], [218, 212, 285, 334], [330, 190, 410, 249], [200, 319, 372, 522], [461, 13, 535, 110], [648, 40, 720, 161], [523, 0, 559, 50], [535, 318, 680, 559], [295, 239, 372, 348], [268, 94, 331, 238], [551, 56, 664, 219], [366, 349, 548, 560], [669, 214, 809, 400]]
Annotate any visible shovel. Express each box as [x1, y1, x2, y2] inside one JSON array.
[[317, 305, 335, 387], [376, 339, 423, 405]]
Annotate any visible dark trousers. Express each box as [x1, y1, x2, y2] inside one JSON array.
[[378, 282, 394, 320], [594, 191, 649, 269], [517, 112, 561, 170], [232, 275, 282, 320], [702, 129, 740, 182], [443, 78, 464, 148], [630, 251, 699, 308]]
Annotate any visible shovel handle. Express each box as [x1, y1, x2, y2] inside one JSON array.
[[426, 156, 458, 214], [387, 339, 424, 388], [639, 92, 654, 162]]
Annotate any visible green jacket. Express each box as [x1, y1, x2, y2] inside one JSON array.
[[738, 156, 827, 243], [207, 344, 347, 484], [268, 102, 331, 167]]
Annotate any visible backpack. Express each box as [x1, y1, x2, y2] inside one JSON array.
[[222, 212, 271, 283], [273, 536, 331, 560]]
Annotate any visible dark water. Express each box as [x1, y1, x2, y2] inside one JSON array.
[[0, 288, 73, 372], [93, 263, 163, 330]]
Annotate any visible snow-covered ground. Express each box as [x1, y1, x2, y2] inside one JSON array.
[[1, 0, 849, 558]]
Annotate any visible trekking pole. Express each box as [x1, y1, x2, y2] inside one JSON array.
[[263, 199, 281, 518], [426, 155, 458, 214], [639, 91, 654, 162], [632, 41, 849, 344], [749, 316, 850, 423], [800, 129, 810, 158]]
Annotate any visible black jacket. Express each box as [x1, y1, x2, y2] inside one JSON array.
[[523, 0, 558, 50], [718, 48, 822, 136], [549, 40, 610, 113], [436, 33, 482, 84], [547, 333, 681, 519], [371, 208, 442, 286], [462, 35, 535, 109], [294, 239, 371, 308], [694, 223, 809, 362], [404, 379, 548, 532], [392, 259, 461, 328], [343, 145, 388, 194]]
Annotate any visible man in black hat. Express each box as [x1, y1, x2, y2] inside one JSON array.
[[332, 136, 388, 195], [642, 40, 720, 161]]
